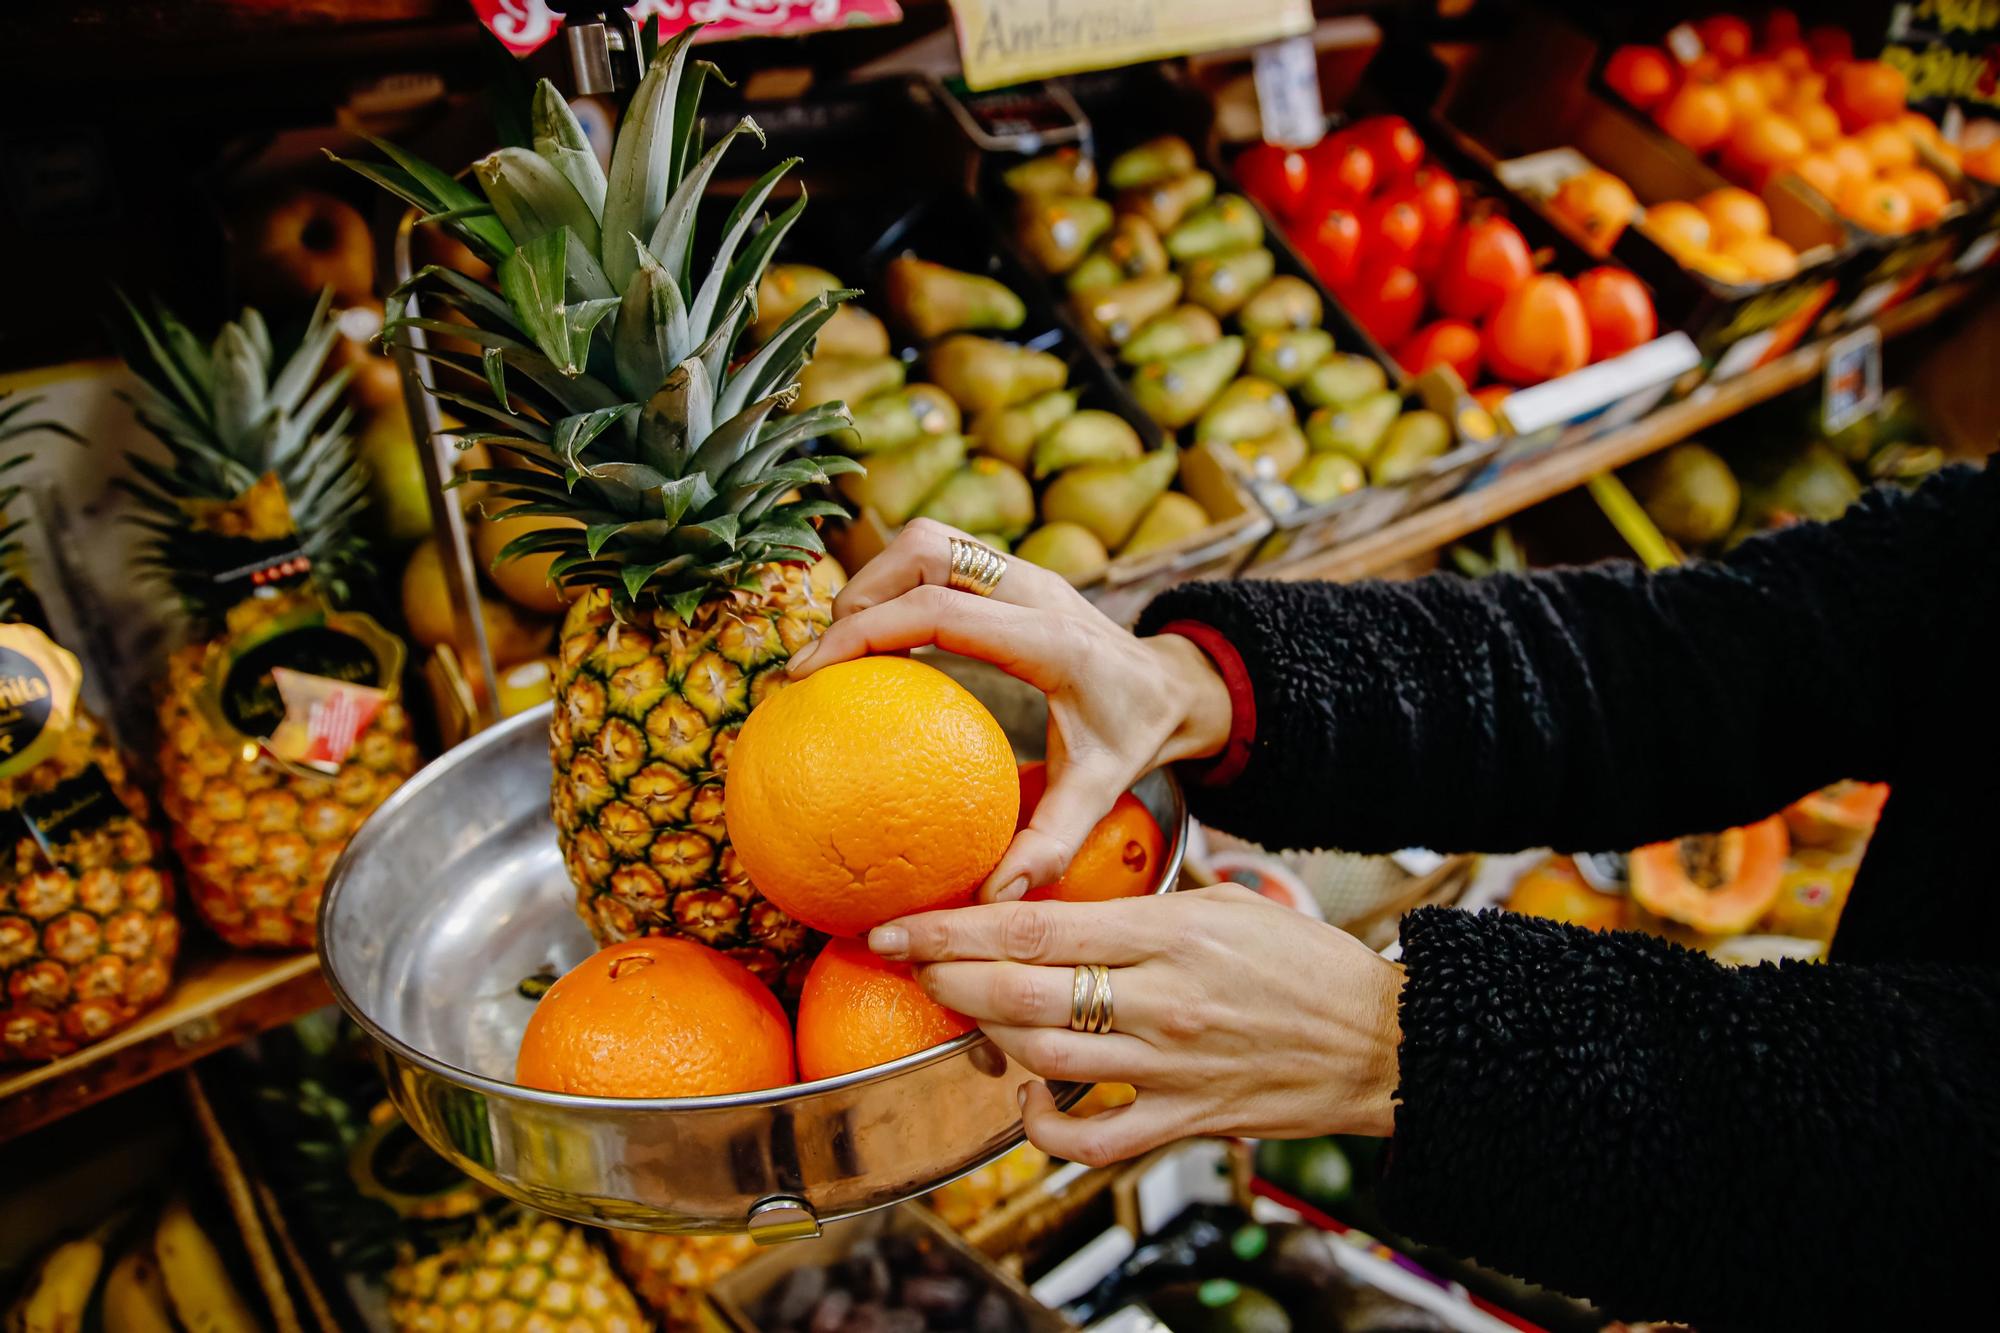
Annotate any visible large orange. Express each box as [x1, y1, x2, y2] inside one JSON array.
[[1656, 84, 1733, 155], [1857, 123, 1917, 174], [515, 938, 794, 1097], [1827, 60, 1907, 133], [1014, 761, 1167, 903], [1725, 113, 1808, 186], [794, 938, 973, 1080], [724, 657, 1019, 937], [1484, 275, 1590, 386], [1837, 178, 1915, 234], [1696, 187, 1770, 246]]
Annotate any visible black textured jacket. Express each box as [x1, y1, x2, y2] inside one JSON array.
[[1137, 462, 1999, 1330]]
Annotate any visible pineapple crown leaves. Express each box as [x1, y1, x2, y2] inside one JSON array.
[[113, 290, 373, 623], [0, 392, 84, 623], [337, 22, 865, 617]]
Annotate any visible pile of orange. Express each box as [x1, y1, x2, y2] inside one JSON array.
[[795, 938, 974, 1081], [1016, 761, 1166, 902], [1641, 188, 1800, 284]]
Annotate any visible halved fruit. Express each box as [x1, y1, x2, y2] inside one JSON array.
[[1782, 781, 1888, 849], [1628, 817, 1789, 936], [1505, 856, 1625, 932]]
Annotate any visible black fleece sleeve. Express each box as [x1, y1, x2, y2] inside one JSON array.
[[1135, 464, 1996, 855], [1380, 907, 2000, 1330]]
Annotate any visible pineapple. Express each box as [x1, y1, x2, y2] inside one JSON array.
[[117, 296, 421, 950], [388, 1214, 650, 1333], [606, 1232, 755, 1331], [0, 393, 181, 1062], [342, 24, 863, 992]]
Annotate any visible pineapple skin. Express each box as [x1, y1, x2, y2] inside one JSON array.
[[1, 705, 179, 1062], [387, 1214, 650, 1333], [551, 558, 843, 997], [607, 1231, 754, 1331], [156, 595, 421, 951]]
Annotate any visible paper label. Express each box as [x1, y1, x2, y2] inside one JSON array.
[[1665, 23, 1704, 65], [0, 625, 81, 779], [1253, 35, 1326, 149], [202, 611, 403, 771], [467, 1, 905, 57], [1822, 325, 1883, 435], [948, 0, 1313, 93], [265, 668, 389, 775], [5, 766, 128, 870]]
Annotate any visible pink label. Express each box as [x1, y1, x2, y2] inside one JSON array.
[[468, 1, 905, 57]]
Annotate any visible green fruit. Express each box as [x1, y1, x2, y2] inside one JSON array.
[[840, 391, 924, 455], [794, 354, 906, 412], [1003, 149, 1096, 198], [1185, 248, 1276, 316], [1630, 443, 1740, 546], [1074, 273, 1183, 347], [1289, 451, 1367, 505], [1747, 442, 1863, 526], [1305, 390, 1400, 463], [819, 304, 891, 358], [357, 411, 434, 543], [1371, 410, 1453, 485], [1107, 135, 1197, 190], [1118, 170, 1217, 232], [1238, 276, 1324, 334], [1196, 377, 1295, 444], [1130, 336, 1245, 429], [1246, 329, 1335, 388], [1301, 354, 1389, 409], [1016, 521, 1110, 582], [967, 532, 1013, 554], [1255, 1137, 1354, 1211], [1121, 305, 1224, 365], [1039, 445, 1179, 550], [928, 335, 1068, 413], [971, 388, 1078, 471], [837, 432, 967, 526], [1033, 410, 1143, 478], [1018, 195, 1114, 274], [752, 264, 843, 344], [905, 383, 962, 436], [1145, 1281, 1291, 1333], [915, 458, 1036, 539], [1165, 195, 1265, 262], [1119, 491, 1210, 557], [885, 256, 1026, 340], [1070, 216, 1170, 294], [1229, 425, 1308, 482]]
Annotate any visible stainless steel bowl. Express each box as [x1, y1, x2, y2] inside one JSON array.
[[319, 653, 1187, 1239]]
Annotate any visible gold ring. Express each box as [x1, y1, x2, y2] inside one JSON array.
[[1070, 964, 1114, 1034], [947, 536, 1007, 598]]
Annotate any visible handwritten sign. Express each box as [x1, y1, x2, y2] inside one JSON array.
[[948, 0, 1314, 93], [468, 1, 905, 59]]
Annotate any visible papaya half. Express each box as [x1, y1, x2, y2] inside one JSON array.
[[1783, 781, 1889, 850], [1506, 856, 1625, 932], [1628, 817, 1789, 936]]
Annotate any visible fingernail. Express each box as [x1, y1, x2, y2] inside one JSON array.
[[996, 874, 1030, 902], [786, 643, 818, 676], [1017, 1084, 1029, 1110], [869, 925, 909, 958]]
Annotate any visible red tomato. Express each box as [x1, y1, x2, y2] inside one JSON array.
[[1484, 274, 1591, 386], [1408, 166, 1463, 238], [1434, 216, 1535, 321], [1695, 15, 1752, 66], [1573, 267, 1657, 362], [1806, 25, 1852, 71], [1354, 115, 1425, 180], [1340, 261, 1425, 347], [1293, 207, 1363, 287], [1396, 319, 1483, 385], [1235, 142, 1313, 221], [1360, 193, 1427, 270], [1306, 134, 1378, 209]]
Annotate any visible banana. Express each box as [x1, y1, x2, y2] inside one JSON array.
[[101, 1243, 176, 1333], [4, 1223, 111, 1333], [154, 1196, 263, 1333]]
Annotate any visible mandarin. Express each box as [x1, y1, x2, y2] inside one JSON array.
[[1015, 761, 1167, 903], [1696, 187, 1770, 246], [1718, 68, 1768, 121], [1836, 178, 1915, 234], [1551, 168, 1639, 255], [1793, 101, 1841, 148], [1857, 123, 1917, 173], [1657, 84, 1734, 154], [1728, 113, 1809, 179], [795, 938, 974, 1081], [1791, 152, 1846, 200], [1825, 139, 1875, 190], [1642, 201, 1714, 257], [1828, 60, 1907, 133], [1606, 45, 1676, 110], [1888, 168, 1950, 225], [515, 937, 794, 1097], [1722, 234, 1800, 282], [724, 657, 1019, 937]]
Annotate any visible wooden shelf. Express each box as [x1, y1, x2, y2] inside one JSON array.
[[1273, 282, 1980, 584], [0, 950, 328, 1144]]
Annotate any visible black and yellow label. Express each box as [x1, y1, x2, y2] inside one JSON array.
[[0, 624, 81, 779], [4, 765, 127, 868]]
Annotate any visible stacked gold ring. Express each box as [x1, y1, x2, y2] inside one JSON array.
[[1069, 963, 1114, 1034], [946, 536, 1007, 597]]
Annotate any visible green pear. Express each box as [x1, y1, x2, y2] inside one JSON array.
[[1130, 336, 1244, 429], [819, 304, 891, 358], [916, 458, 1037, 539], [841, 391, 923, 455], [1004, 149, 1096, 199], [753, 264, 843, 344], [1016, 522, 1110, 583], [1039, 445, 1180, 551], [1120, 306, 1223, 365], [971, 388, 1078, 471], [1185, 247, 1276, 317], [1066, 216, 1170, 294], [1108, 135, 1197, 189], [1290, 451, 1369, 505], [1301, 354, 1390, 409], [1018, 195, 1114, 274], [905, 383, 962, 436], [885, 256, 1026, 340], [1371, 410, 1454, 485], [1195, 377, 1295, 445], [1238, 276, 1324, 334], [1228, 425, 1309, 482], [928, 335, 1068, 414], [1073, 273, 1183, 347], [1118, 170, 1216, 232], [1165, 195, 1265, 262], [1033, 410, 1143, 478], [1247, 329, 1335, 389], [1120, 490, 1211, 557], [794, 355, 907, 412], [968, 532, 1013, 554], [1305, 391, 1402, 464], [838, 432, 967, 526]]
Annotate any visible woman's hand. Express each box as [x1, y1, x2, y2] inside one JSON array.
[[789, 519, 1234, 900], [869, 886, 1404, 1166]]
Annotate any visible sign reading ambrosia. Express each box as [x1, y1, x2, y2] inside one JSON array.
[[948, 0, 1313, 92]]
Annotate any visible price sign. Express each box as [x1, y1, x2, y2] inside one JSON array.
[[1253, 35, 1325, 149], [948, 0, 1313, 94], [1822, 324, 1883, 436], [467, 1, 905, 58]]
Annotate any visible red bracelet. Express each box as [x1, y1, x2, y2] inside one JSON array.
[[1155, 619, 1256, 787]]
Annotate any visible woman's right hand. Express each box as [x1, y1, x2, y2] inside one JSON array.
[[786, 519, 1235, 900]]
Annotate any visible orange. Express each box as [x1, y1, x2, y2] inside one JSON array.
[[1836, 178, 1915, 234], [1857, 123, 1917, 173], [1718, 68, 1768, 121], [1828, 60, 1907, 133], [1888, 168, 1950, 225], [1656, 84, 1734, 154], [1896, 112, 1945, 148], [1550, 168, 1639, 255], [1791, 152, 1845, 201], [1688, 251, 1753, 284], [1696, 187, 1770, 246], [1964, 141, 2000, 186], [515, 938, 794, 1097], [794, 938, 974, 1081], [1014, 761, 1167, 903], [1606, 44, 1676, 110], [1728, 113, 1809, 179], [1723, 234, 1800, 282], [1507, 857, 1623, 932], [1694, 15, 1753, 66], [1751, 62, 1792, 106], [1826, 138, 1875, 190], [1641, 200, 1714, 257], [724, 657, 1019, 937], [1783, 71, 1827, 111], [1792, 100, 1841, 148]]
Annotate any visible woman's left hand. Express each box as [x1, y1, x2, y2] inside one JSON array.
[[869, 886, 1404, 1167]]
